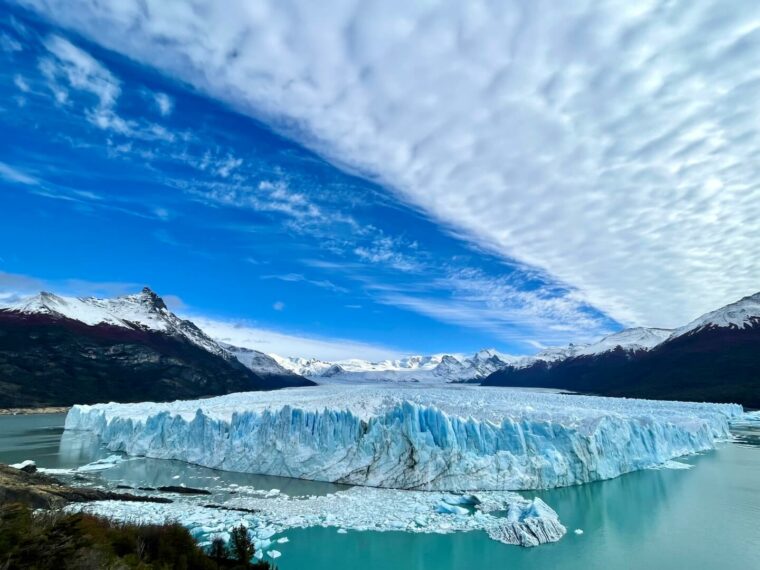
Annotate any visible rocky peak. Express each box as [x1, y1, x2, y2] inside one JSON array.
[[138, 287, 168, 312]]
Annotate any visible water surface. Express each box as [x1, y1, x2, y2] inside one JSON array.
[[1, 413, 758, 569]]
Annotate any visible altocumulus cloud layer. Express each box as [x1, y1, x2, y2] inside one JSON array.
[[18, 0, 760, 328]]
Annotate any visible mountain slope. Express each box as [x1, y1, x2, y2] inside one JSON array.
[[0, 288, 313, 407], [483, 293, 760, 408], [510, 327, 674, 369], [222, 344, 307, 385]]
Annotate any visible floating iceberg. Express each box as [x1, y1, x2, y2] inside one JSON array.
[[65, 385, 741, 491]]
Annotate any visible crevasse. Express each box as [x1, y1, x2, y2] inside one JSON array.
[[64, 385, 742, 491]]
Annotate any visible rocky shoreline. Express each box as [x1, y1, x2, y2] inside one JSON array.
[[0, 463, 171, 509], [0, 406, 70, 415]]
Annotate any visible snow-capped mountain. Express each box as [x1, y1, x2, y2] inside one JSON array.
[[268, 355, 338, 377], [267, 349, 516, 383], [0, 288, 312, 406], [222, 344, 304, 379], [514, 326, 675, 368], [484, 291, 760, 408], [670, 292, 760, 338], [3, 288, 230, 359]]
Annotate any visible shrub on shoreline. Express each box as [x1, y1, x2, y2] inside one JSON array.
[[0, 503, 276, 569]]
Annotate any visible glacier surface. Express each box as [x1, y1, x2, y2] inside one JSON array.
[[65, 385, 742, 491]]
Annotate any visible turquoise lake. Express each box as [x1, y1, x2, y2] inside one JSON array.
[[1, 413, 758, 569]]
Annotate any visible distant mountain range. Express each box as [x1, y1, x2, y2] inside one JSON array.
[[483, 292, 760, 408], [1, 287, 758, 408], [0, 288, 313, 407], [261, 349, 515, 384]]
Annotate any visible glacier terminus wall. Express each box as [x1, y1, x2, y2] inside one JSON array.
[[64, 385, 742, 491]]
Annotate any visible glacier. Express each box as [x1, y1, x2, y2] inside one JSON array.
[[64, 385, 742, 491]]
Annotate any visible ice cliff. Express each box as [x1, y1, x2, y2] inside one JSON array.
[[65, 385, 742, 491]]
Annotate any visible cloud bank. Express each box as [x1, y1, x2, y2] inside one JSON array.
[[189, 316, 402, 361], [17, 0, 760, 328]]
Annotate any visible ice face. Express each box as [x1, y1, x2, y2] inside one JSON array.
[[65, 385, 742, 491]]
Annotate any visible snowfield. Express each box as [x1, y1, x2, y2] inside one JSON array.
[[65, 385, 742, 491]]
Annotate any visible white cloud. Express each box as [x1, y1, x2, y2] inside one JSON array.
[[187, 177, 324, 222], [13, 74, 30, 92], [190, 316, 403, 361], [38, 34, 175, 141], [0, 162, 38, 185], [0, 32, 23, 52], [262, 273, 348, 293], [354, 235, 422, 272], [272, 301, 285, 311], [19, 0, 760, 327], [153, 92, 173, 116], [368, 267, 612, 347], [39, 34, 120, 110]]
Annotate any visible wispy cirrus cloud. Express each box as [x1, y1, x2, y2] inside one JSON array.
[[261, 273, 348, 294], [190, 315, 402, 361], [0, 161, 38, 185], [38, 34, 174, 142], [367, 267, 611, 347]]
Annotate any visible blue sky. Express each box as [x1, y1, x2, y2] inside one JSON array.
[[2, 1, 758, 358]]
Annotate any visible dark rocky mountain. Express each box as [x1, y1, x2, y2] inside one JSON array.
[[0, 288, 313, 407], [483, 293, 760, 408]]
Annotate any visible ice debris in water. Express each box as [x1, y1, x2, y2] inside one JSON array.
[[38, 455, 126, 476], [656, 460, 694, 470], [67, 487, 566, 547], [9, 460, 36, 471], [65, 384, 742, 491]]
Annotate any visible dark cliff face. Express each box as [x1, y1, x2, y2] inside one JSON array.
[[482, 325, 760, 408], [0, 311, 314, 407]]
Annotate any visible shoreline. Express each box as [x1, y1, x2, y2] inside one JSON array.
[[0, 406, 71, 415]]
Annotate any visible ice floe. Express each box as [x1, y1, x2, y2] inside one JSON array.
[[67, 485, 566, 548]]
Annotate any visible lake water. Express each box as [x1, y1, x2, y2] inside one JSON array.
[[1, 413, 758, 569]]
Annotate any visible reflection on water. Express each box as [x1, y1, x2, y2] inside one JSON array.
[[58, 429, 106, 467], [731, 424, 760, 449], [1, 414, 758, 570], [94, 456, 349, 499], [59, 420, 349, 498], [0, 413, 69, 467]]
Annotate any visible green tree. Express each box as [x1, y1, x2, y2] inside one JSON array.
[[209, 535, 228, 563], [230, 524, 255, 565]]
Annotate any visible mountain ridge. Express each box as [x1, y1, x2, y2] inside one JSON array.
[[482, 291, 760, 407]]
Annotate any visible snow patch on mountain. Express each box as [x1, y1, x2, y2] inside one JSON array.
[[65, 384, 741, 491]]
